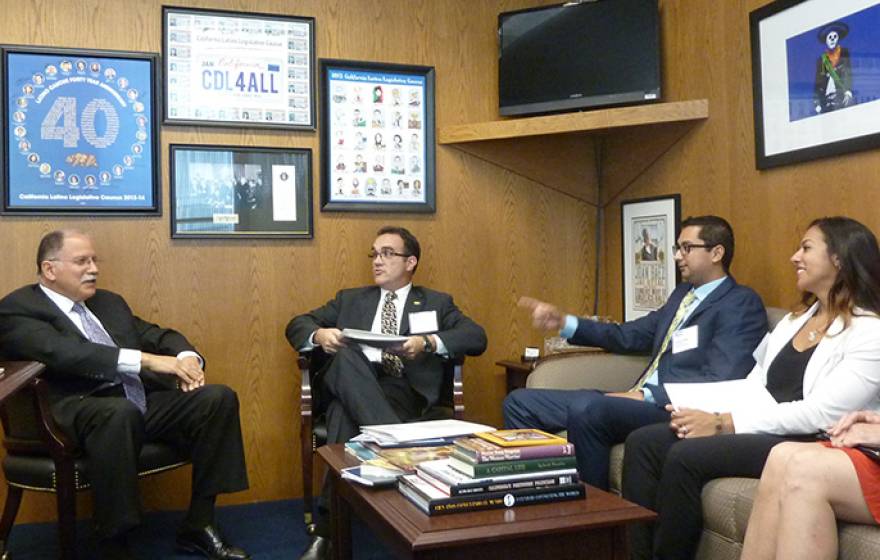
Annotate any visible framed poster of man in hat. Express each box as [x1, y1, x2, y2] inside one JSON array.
[[750, 0, 880, 169]]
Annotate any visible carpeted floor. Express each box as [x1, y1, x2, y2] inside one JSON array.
[[6, 499, 393, 559]]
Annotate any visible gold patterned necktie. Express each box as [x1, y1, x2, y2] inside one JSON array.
[[633, 290, 697, 391], [381, 292, 404, 377]]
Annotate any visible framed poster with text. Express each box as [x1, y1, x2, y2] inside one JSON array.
[[163, 6, 315, 130], [621, 195, 681, 321], [170, 144, 312, 239], [320, 59, 435, 213], [1, 46, 160, 215]]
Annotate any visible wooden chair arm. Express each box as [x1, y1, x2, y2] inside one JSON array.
[[296, 351, 314, 421], [448, 355, 465, 420]]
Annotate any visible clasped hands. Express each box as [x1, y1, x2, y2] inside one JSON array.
[[142, 353, 204, 392], [667, 405, 730, 439], [825, 410, 880, 448], [314, 328, 429, 360]]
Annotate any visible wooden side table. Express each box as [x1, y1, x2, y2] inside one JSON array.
[[495, 360, 535, 394]]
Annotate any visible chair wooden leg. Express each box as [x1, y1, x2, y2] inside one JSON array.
[[55, 462, 77, 560], [301, 427, 314, 530], [0, 484, 23, 557]]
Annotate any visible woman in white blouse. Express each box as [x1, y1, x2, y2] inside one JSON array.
[[621, 216, 880, 560]]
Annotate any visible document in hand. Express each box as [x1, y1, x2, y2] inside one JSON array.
[[359, 419, 496, 444], [341, 328, 409, 348], [664, 379, 777, 413]]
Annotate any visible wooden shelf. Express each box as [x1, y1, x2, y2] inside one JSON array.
[[438, 100, 709, 204]]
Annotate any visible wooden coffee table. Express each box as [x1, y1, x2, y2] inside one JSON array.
[[318, 444, 655, 560]]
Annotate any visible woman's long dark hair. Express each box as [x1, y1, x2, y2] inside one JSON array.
[[797, 217, 880, 330]]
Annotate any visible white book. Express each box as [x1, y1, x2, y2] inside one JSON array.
[[664, 379, 777, 413], [359, 419, 496, 444]]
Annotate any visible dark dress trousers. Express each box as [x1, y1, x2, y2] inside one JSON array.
[[286, 285, 487, 445], [503, 277, 768, 489], [0, 285, 249, 538]]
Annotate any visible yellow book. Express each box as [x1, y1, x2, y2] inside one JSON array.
[[474, 429, 567, 447]]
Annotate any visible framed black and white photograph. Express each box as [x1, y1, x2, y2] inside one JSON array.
[[319, 59, 435, 213], [163, 6, 315, 130], [170, 144, 312, 238], [621, 195, 681, 321], [1, 46, 160, 215], [751, 0, 880, 169]]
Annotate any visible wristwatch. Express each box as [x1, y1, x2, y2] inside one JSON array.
[[422, 335, 435, 353]]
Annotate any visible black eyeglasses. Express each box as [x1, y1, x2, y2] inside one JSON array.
[[672, 243, 713, 255], [368, 249, 410, 260]]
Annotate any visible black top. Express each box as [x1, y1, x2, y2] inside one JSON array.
[[765, 337, 817, 403]]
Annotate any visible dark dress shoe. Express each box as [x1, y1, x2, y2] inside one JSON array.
[[176, 525, 250, 559], [299, 536, 330, 560]]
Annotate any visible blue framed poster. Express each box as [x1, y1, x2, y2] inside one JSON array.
[[319, 59, 435, 213], [1, 46, 160, 214], [751, 0, 880, 169], [163, 6, 316, 130]]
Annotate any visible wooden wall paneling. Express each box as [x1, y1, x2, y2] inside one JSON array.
[[0, 0, 596, 524], [444, 135, 599, 204]]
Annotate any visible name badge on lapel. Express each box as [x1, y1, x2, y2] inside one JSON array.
[[409, 311, 439, 334], [672, 325, 699, 354]]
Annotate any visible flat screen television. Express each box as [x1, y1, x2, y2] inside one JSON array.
[[498, 0, 661, 117]]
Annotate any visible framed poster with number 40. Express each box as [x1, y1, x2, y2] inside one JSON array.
[[1, 46, 160, 215]]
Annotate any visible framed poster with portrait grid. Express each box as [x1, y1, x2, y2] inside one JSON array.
[[319, 59, 435, 213]]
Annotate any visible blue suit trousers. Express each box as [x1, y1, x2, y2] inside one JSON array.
[[503, 388, 670, 490]]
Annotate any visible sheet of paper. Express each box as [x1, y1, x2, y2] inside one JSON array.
[[272, 164, 297, 222], [664, 379, 777, 413]]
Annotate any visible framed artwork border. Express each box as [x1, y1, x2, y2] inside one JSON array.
[[319, 58, 436, 213], [162, 5, 316, 130], [169, 143, 313, 239], [621, 194, 681, 322], [750, 0, 880, 169], [1, 45, 161, 215]]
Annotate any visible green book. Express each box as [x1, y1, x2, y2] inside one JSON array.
[[448, 455, 577, 477]]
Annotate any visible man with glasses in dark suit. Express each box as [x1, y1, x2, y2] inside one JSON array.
[[287, 225, 487, 560], [0, 230, 250, 560], [506, 215, 768, 491]]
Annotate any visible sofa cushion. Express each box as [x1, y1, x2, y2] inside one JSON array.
[[701, 477, 757, 544]]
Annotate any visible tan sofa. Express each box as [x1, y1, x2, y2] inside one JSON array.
[[525, 308, 880, 559]]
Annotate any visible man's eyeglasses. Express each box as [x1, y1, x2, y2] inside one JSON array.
[[367, 249, 410, 260], [47, 256, 100, 266], [672, 243, 713, 255]]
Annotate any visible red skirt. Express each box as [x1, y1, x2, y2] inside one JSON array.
[[824, 442, 880, 523]]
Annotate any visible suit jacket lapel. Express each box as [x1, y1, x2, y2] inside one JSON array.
[[682, 277, 735, 327], [399, 286, 425, 335], [356, 287, 381, 331], [31, 285, 90, 341]]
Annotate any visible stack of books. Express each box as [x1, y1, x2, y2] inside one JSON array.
[[398, 428, 585, 515], [342, 419, 496, 485]]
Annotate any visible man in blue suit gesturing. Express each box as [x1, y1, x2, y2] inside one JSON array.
[[504, 215, 767, 490]]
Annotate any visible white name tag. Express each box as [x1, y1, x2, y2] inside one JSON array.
[[409, 310, 439, 334], [672, 325, 699, 354]]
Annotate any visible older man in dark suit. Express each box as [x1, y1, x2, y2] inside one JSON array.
[[287, 225, 487, 560], [0, 230, 249, 560], [506, 216, 768, 491]]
